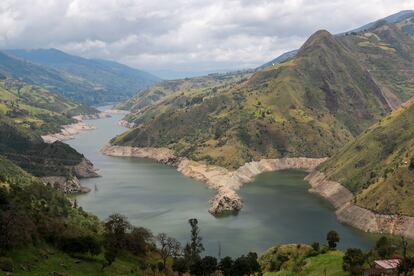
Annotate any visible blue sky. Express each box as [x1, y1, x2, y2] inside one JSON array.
[[0, 0, 412, 78]]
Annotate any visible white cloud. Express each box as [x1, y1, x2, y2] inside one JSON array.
[[0, 0, 412, 78]]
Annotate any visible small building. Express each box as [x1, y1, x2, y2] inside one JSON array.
[[364, 259, 401, 276]]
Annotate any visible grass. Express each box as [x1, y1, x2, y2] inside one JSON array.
[[320, 98, 414, 215], [1, 245, 144, 276], [301, 251, 347, 276]]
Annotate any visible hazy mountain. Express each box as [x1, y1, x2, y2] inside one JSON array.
[[2, 48, 160, 104]]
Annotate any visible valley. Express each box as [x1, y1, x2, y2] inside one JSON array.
[[1, 7, 414, 276], [67, 109, 376, 257]]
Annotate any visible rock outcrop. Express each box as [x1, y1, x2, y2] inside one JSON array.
[[305, 171, 414, 240], [40, 157, 98, 194], [73, 158, 100, 178], [41, 176, 90, 193], [101, 144, 327, 215]]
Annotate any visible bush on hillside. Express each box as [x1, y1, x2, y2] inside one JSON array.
[[0, 257, 14, 272], [409, 155, 414, 170]]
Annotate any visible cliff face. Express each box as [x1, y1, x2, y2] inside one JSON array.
[[40, 157, 98, 193], [101, 144, 326, 215], [306, 171, 414, 239]]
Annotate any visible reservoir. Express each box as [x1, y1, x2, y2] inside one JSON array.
[[69, 108, 375, 257]]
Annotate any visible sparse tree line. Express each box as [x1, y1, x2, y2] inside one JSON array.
[[2, 180, 414, 275]]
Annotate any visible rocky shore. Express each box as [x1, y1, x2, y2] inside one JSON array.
[[42, 112, 110, 143], [41, 113, 104, 192], [305, 171, 414, 239], [100, 144, 326, 215], [41, 157, 99, 194]]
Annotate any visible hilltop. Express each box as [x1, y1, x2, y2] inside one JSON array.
[[110, 22, 414, 168]]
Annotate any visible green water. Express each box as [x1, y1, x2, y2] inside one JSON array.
[[69, 108, 376, 257]]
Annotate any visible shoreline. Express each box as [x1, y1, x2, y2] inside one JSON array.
[[42, 112, 111, 144], [100, 144, 414, 239], [305, 171, 414, 240], [100, 144, 326, 215], [40, 112, 106, 193]]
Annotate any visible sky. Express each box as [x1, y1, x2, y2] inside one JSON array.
[[0, 0, 413, 79]]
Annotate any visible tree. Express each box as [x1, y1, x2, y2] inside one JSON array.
[[103, 213, 131, 266], [343, 248, 365, 275], [60, 235, 101, 256], [374, 236, 394, 258], [232, 253, 261, 276], [126, 227, 154, 256], [327, 230, 340, 250], [201, 256, 218, 275], [311, 242, 320, 252], [172, 257, 188, 275], [189, 218, 204, 259], [219, 256, 233, 276], [399, 236, 414, 276], [156, 233, 181, 272]]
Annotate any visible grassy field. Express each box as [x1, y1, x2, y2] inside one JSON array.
[[1, 245, 145, 276]]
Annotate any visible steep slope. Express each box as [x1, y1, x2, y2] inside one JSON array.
[[0, 49, 159, 104], [0, 78, 97, 191], [116, 71, 252, 112], [319, 98, 414, 216], [0, 78, 96, 134], [260, 10, 414, 69], [338, 21, 414, 107], [344, 10, 414, 34], [111, 30, 392, 168]]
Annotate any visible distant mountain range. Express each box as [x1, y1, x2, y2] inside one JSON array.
[[0, 48, 160, 104], [260, 10, 414, 68]]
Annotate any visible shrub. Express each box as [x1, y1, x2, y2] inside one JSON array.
[[343, 248, 365, 275], [409, 155, 414, 170], [327, 230, 340, 250], [0, 257, 14, 272]]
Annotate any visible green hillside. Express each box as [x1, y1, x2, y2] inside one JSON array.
[[0, 79, 97, 134], [115, 71, 252, 112], [0, 50, 159, 105], [320, 98, 414, 216], [0, 78, 94, 178], [112, 27, 400, 168]]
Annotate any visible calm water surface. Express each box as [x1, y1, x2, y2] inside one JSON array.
[[69, 108, 376, 257]]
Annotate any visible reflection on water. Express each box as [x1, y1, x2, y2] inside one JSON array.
[[69, 109, 375, 257]]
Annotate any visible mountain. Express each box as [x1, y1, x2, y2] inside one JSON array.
[[116, 71, 253, 112], [0, 78, 96, 134], [319, 98, 414, 216], [0, 78, 96, 183], [258, 49, 298, 68], [111, 25, 411, 168], [344, 10, 414, 34], [260, 10, 414, 69], [1, 49, 160, 104]]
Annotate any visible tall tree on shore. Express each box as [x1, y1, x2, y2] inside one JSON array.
[[327, 230, 340, 250], [188, 218, 204, 260]]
